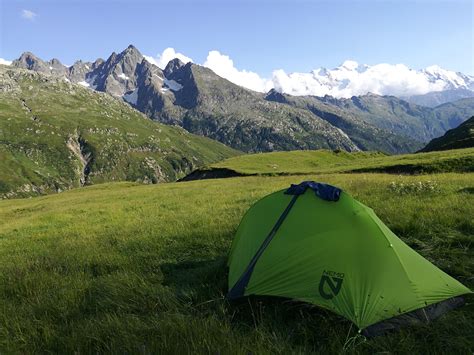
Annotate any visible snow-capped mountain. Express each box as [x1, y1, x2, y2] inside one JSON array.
[[422, 65, 474, 91], [271, 60, 474, 104], [5, 49, 474, 106]]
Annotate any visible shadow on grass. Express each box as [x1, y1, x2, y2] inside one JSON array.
[[154, 255, 474, 352], [160, 256, 355, 350], [160, 256, 228, 296], [458, 187, 474, 194]]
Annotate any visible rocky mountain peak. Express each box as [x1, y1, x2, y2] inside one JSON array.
[[264, 88, 287, 103], [92, 58, 104, 69], [164, 58, 185, 77], [50, 58, 63, 66], [118, 45, 143, 62], [13, 52, 46, 70], [125, 44, 139, 52], [84, 45, 145, 96], [49, 58, 67, 74]]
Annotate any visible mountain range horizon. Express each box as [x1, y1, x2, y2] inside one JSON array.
[[2, 44, 474, 104], [5, 43, 474, 159]]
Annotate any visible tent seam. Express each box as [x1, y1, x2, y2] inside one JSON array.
[[367, 210, 421, 305]]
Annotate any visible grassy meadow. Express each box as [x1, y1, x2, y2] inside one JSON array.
[[0, 165, 473, 352], [208, 147, 474, 175]]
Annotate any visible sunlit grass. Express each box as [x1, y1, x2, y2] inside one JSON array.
[[209, 148, 474, 175], [0, 172, 472, 353]]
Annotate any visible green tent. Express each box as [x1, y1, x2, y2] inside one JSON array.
[[227, 181, 471, 336]]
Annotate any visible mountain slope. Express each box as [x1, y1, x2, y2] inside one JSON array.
[[0, 65, 238, 198], [157, 62, 359, 152], [264, 89, 421, 153], [421, 117, 474, 152], [404, 89, 474, 107], [315, 94, 474, 142]]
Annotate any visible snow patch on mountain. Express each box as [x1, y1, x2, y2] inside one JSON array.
[[117, 73, 129, 80], [163, 78, 183, 91], [85, 75, 98, 90], [336, 127, 351, 140], [123, 88, 138, 105]]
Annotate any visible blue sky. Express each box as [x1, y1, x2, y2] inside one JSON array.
[[0, 0, 473, 75]]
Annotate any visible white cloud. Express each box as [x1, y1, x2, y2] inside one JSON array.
[[200, 53, 460, 97], [146, 47, 472, 98], [21, 9, 37, 21], [144, 48, 193, 69], [236, 59, 465, 98], [0, 58, 12, 65], [203, 50, 273, 92], [143, 55, 158, 66]]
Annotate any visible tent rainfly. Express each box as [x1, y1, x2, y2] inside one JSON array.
[[227, 181, 471, 336]]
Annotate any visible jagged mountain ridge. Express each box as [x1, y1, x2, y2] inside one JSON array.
[[13, 46, 360, 153], [10, 46, 474, 154]]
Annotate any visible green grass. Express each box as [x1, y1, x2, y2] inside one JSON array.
[[0, 172, 472, 353], [207, 148, 474, 175]]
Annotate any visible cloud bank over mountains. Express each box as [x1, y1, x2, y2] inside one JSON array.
[[203, 51, 273, 93], [145, 48, 474, 98], [3, 46, 473, 99]]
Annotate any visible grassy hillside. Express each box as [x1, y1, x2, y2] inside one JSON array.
[[190, 148, 474, 177], [0, 171, 472, 353], [0, 65, 238, 198], [421, 117, 474, 152]]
